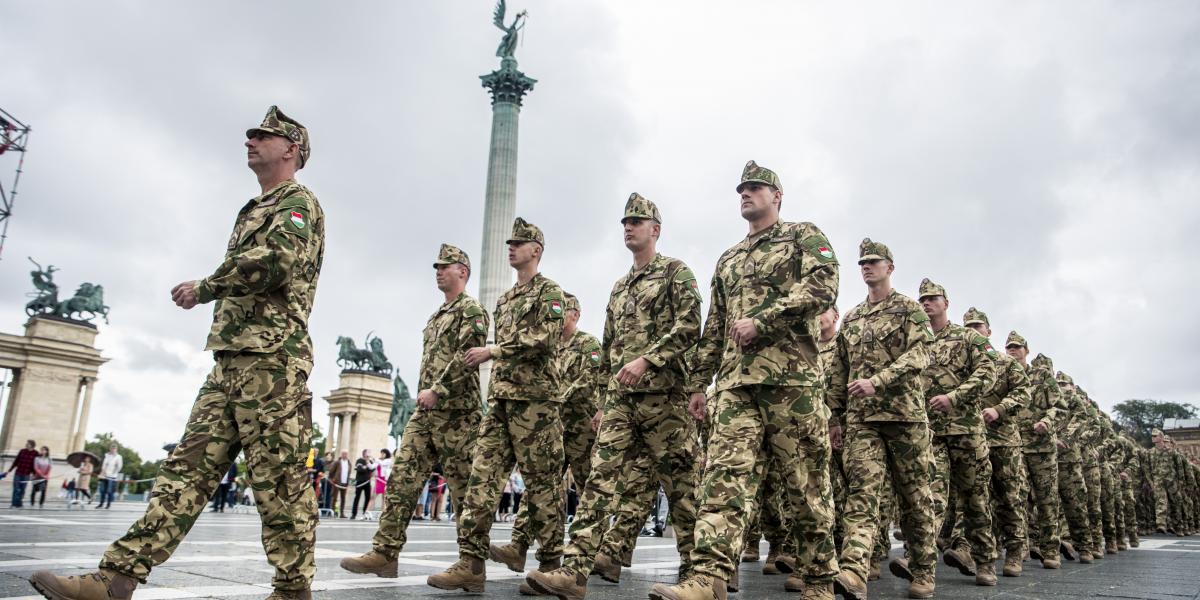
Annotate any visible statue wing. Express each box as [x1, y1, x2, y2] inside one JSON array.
[[493, 0, 506, 29]]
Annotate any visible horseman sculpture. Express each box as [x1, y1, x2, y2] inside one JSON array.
[[335, 332, 392, 376], [24, 258, 110, 324]]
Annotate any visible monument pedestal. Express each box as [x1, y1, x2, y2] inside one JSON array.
[[0, 316, 107, 461], [324, 371, 392, 461]]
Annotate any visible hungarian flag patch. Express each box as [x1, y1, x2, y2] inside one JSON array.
[[818, 246, 834, 259], [550, 300, 563, 315], [289, 211, 306, 229], [472, 317, 486, 334], [589, 350, 600, 364]]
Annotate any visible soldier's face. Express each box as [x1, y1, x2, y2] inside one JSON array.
[[920, 296, 948, 320], [435, 264, 467, 292], [622, 218, 658, 252], [859, 259, 892, 284], [246, 132, 296, 170], [818, 308, 839, 339], [508, 241, 539, 267], [564, 309, 580, 332], [1006, 345, 1028, 362], [967, 323, 992, 337], [738, 184, 780, 221]]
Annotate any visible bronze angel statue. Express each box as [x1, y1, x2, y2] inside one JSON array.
[[493, 0, 528, 59]]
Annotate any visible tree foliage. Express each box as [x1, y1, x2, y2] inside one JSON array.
[[1112, 399, 1198, 446], [84, 432, 159, 493]]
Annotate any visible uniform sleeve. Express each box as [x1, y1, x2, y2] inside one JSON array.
[[1037, 372, 1063, 431], [431, 305, 490, 399], [196, 196, 313, 303], [826, 332, 850, 429], [945, 332, 999, 408], [600, 299, 616, 380], [687, 265, 728, 393], [1062, 391, 1089, 446], [584, 337, 606, 413], [752, 229, 839, 338], [642, 266, 702, 369], [490, 287, 564, 361], [868, 309, 932, 391], [994, 359, 1030, 419]]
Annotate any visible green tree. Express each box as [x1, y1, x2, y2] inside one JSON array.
[[1112, 399, 1198, 446]]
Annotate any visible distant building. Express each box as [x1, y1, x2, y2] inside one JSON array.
[[1163, 418, 1200, 459]]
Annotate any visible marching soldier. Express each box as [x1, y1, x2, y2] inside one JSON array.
[[31, 106, 324, 600], [339, 244, 488, 578], [1054, 372, 1095, 562]]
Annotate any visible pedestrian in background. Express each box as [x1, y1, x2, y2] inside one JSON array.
[[4, 439, 38, 508], [97, 444, 123, 509], [76, 457, 94, 504], [31, 447, 52, 508], [351, 449, 375, 519], [374, 449, 392, 510]]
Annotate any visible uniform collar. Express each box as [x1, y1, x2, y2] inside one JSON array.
[[625, 253, 665, 281]]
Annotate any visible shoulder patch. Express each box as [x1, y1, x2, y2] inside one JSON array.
[[909, 309, 930, 324], [674, 266, 703, 301], [463, 304, 485, 318], [801, 234, 837, 264], [541, 290, 565, 319], [970, 333, 999, 356]]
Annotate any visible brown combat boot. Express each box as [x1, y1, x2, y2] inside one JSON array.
[[742, 546, 761, 562], [832, 569, 867, 600], [1059, 540, 1077, 561], [888, 557, 913, 581], [427, 556, 486, 593], [1116, 541, 1127, 551], [648, 574, 727, 600], [526, 565, 585, 600], [490, 542, 529, 573], [943, 547, 976, 576], [802, 582, 833, 600], [264, 590, 311, 600], [1128, 537, 1140, 548], [1091, 544, 1105, 559], [1003, 550, 1023, 577], [773, 554, 797, 575], [1078, 550, 1093, 564], [29, 569, 138, 600], [592, 553, 621, 584], [1042, 557, 1061, 569], [1105, 541, 1118, 555], [726, 569, 739, 593], [339, 550, 398, 578], [867, 561, 881, 581], [975, 563, 997, 586], [763, 550, 782, 574], [519, 559, 561, 596], [784, 573, 804, 592], [908, 573, 936, 599]]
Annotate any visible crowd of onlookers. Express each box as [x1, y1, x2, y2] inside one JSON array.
[[2, 440, 125, 509]]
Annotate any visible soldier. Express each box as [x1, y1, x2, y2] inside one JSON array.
[[30, 107, 323, 600], [1149, 428, 1172, 533], [959, 309, 1029, 577], [1168, 437, 1191, 536], [1116, 431, 1142, 547], [1076, 390, 1106, 559], [1053, 372, 1095, 562], [339, 244, 488, 578], [915, 280, 999, 586], [649, 162, 839, 600], [826, 238, 939, 600], [427, 217, 567, 593], [1004, 338, 1064, 569], [527, 192, 702, 599]]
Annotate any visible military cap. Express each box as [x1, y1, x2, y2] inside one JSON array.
[[918, 278, 947, 300], [563, 292, 579, 313], [1055, 371, 1074, 385], [736, 160, 782, 193], [432, 243, 470, 270], [963, 307, 989, 326], [1151, 428, 1164, 437], [246, 105, 310, 168], [1005, 330, 1028, 348], [506, 217, 544, 247], [622, 192, 662, 224], [857, 238, 893, 264]]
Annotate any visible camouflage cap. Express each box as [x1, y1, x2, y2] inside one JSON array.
[[736, 160, 782, 193], [246, 105, 310, 168], [563, 291, 579, 313], [622, 192, 662, 224], [1151, 428, 1164, 437], [432, 243, 470, 270], [1031, 353, 1053, 371], [506, 217, 544, 247], [1055, 371, 1074, 385], [1005, 330, 1028, 348], [918, 278, 947, 300], [963, 307, 989, 326], [857, 238, 893, 264]]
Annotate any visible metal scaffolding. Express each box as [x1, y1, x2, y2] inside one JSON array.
[[0, 108, 32, 261]]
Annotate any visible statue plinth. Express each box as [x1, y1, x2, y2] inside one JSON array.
[[324, 371, 393, 461]]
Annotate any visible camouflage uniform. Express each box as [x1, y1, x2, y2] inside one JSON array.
[[563, 194, 702, 577], [827, 239, 939, 583], [1053, 373, 1093, 553], [1169, 440, 1190, 533], [1076, 393, 1105, 555], [1011, 342, 1064, 562], [1116, 434, 1142, 545], [918, 280, 999, 569], [685, 163, 840, 587], [370, 245, 488, 558], [1149, 430, 1173, 532], [454, 218, 567, 564], [101, 107, 323, 592]]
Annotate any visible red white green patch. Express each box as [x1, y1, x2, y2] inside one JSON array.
[[589, 350, 601, 364], [817, 246, 834, 259], [472, 317, 486, 333], [289, 211, 306, 229], [550, 300, 563, 315]]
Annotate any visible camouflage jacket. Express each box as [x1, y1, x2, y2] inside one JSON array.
[[923, 322, 998, 437], [817, 338, 837, 386], [1150, 446, 1175, 487], [980, 353, 1030, 447], [556, 329, 605, 416], [196, 179, 324, 359], [689, 221, 839, 395], [1055, 384, 1089, 463], [1016, 357, 1061, 454], [604, 253, 702, 394], [1079, 400, 1102, 466], [419, 292, 489, 411], [487, 272, 566, 402], [1116, 435, 1141, 477], [827, 289, 932, 428]]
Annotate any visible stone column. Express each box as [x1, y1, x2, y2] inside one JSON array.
[[338, 412, 351, 457], [66, 378, 85, 453], [350, 414, 360, 458], [72, 377, 95, 452], [327, 414, 337, 454]]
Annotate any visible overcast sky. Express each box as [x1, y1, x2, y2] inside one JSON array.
[[2, 1, 1197, 460]]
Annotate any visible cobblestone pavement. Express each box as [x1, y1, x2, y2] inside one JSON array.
[[0, 502, 1197, 599]]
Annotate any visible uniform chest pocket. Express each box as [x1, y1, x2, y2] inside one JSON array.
[[635, 274, 667, 310], [864, 316, 905, 351], [754, 240, 796, 284], [234, 211, 275, 249]]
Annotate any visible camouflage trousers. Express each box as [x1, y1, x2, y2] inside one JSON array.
[[931, 432, 996, 564], [596, 451, 660, 567], [101, 352, 316, 591], [691, 385, 836, 584], [1121, 477, 1139, 542], [744, 458, 796, 558], [456, 398, 564, 562], [1100, 463, 1118, 546], [831, 447, 847, 553], [564, 392, 697, 577], [841, 421, 937, 581], [830, 446, 892, 560], [1082, 460, 1103, 552], [511, 401, 597, 551], [372, 407, 480, 558], [985, 445, 1027, 555], [872, 467, 895, 563], [1056, 459, 1092, 547], [1021, 450, 1061, 560]]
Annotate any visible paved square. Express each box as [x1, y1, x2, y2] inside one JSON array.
[[0, 503, 1197, 599]]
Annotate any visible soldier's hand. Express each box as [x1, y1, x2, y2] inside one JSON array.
[[688, 392, 707, 421], [982, 407, 1000, 424], [591, 409, 603, 432], [464, 347, 493, 368], [829, 425, 843, 450], [616, 357, 650, 386], [1120, 471, 1129, 482], [1057, 440, 1068, 450], [728, 318, 759, 347], [847, 379, 876, 397], [171, 280, 199, 309], [1034, 421, 1049, 435], [928, 394, 952, 413], [417, 389, 439, 410]]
